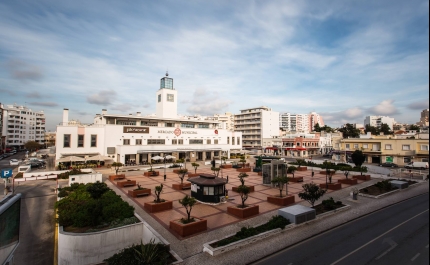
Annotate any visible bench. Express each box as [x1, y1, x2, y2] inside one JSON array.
[[136, 192, 150, 197], [182, 186, 191, 190], [123, 183, 135, 187]]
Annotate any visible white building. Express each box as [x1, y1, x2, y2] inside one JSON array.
[[280, 112, 324, 133], [234, 106, 279, 149], [364, 116, 396, 130], [1, 104, 46, 148], [206, 112, 235, 132], [55, 74, 242, 164]]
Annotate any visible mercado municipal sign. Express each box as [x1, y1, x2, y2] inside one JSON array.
[[157, 128, 198, 136]]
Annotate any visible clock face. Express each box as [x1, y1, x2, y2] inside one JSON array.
[[167, 94, 174, 102]]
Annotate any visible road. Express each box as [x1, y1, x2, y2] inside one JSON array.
[[252, 193, 429, 265]]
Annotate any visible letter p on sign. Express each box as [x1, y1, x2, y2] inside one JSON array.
[[1, 169, 13, 178]]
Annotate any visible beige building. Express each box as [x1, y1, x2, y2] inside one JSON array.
[[339, 136, 429, 165], [44, 131, 56, 147]]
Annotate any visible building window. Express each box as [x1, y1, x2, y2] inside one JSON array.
[[237, 137, 240, 145], [227, 137, 230, 144], [354, 144, 358, 149], [214, 139, 219, 144], [420, 145, 429, 151], [404, 157, 412, 163], [63, 134, 70, 148], [90, 135, 97, 147], [181, 123, 195, 128], [167, 94, 174, 102], [385, 144, 392, 150], [136, 139, 142, 145], [345, 144, 350, 150], [165, 123, 174, 127], [172, 139, 177, 144], [198, 124, 209, 128], [148, 139, 165, 145], [363, 144, 368, 149], [77, 135, 84, 148], [207, 139, 211, 144], [232, 137, 235, 145], [178, 139, 183, 145], [158, 94, 161, 102], [116, 120, 136, 125], [123, 139, 130, 145], [190, 139, 203, 144], [402, 145, 410, 150]]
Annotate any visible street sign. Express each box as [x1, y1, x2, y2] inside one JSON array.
[[1, 169, 13, 178]]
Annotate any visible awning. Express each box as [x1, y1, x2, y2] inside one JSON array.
[[284, 147, 307, 151]]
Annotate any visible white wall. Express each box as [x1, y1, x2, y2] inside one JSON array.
[[68, 173, 103, 185], [262, 111, 280, 139]]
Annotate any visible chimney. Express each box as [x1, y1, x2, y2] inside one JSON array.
[[137, 112, 141, 116], [102, 109, 107, 115], [63, 108, 69, 124]]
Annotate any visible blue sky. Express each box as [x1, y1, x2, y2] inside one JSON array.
[[0, 0, 428, 131]]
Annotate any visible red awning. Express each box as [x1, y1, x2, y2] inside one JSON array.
[[284, 147, 307, 151]]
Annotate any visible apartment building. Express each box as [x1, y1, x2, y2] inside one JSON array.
[[280, 112, 325, 133], [309, 112, 324, 131], [56, 74, 242, 164], [281, 133, 320, 157], [417, 108, 429, 127], [364, 116, 396, 130], [45, 131, 56, 147], [235, 106, 279, 149], [339, 135, 429, 165], [206, 112, 235, 131], [1, 104, 46, 148]]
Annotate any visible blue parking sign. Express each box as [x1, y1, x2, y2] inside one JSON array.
[[1, 169, 13, 178]]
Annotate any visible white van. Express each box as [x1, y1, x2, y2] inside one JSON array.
[[405, 162, 429, 170]]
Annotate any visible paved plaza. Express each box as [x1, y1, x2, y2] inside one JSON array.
[[109, 163, 370, 239]]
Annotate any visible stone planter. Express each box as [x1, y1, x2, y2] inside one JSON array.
[[172, 183, 192, 190], [169, 217, 207, 237], [227, 205, 259, 218], [221, 164, 232, 169], [258, 172, 262, 176], [296, 167, 307, 171], [319, 171, 335, 175], [187, 173, 200, 178], [232, 185, 255, 192], [319, 183, 342, 190], [128, 188, 151, 197], [144, 200, 173, 213], [338, 178, 358, 185], [143, 171, 159, 177], [237, 168, 251, 173], [287, 177, 304, 183], [108, 174, 125, 181], [353, 175, 371, 181], [173, 169, 181, 174], [117, 180, 136, 188], [267, 195, 295, 206]]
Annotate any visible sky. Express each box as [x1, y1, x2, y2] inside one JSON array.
[[0, 0, 428, 131]]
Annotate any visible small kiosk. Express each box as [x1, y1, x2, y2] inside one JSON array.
[[188, 174, 227, 203]]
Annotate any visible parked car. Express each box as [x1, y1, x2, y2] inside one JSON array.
[[379, 162, 399, 168], [0, 155, 4, 160], [29, 162, 44, 169], [10, 159, 20, 166], [405, 162, 429, 170]]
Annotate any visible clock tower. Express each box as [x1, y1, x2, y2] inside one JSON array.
[[156, 72, 178, 119]]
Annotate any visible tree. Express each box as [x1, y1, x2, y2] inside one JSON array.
[[314, 123, 322, 132], [221, 156, 228, 165], [177, 169, 188, 184], [271, 176, 289, 197], [211, 167, 220, 177], [176, 159, 184, 169], [298, 183, 326, 207], [86, 181, 109, 199], [351, 150, 366, 175], [239, 158, 246, 168], [296, 159, 306, 168], [238, 172, 249, 186], [341, 167, 350, 179], [237, 185, 250, 208], [364, 124, 378, 135], [379, 123, 393, 135], [154, 184, 163, 203], [24, 141, 42, 152], [321, 125, 335, 133], [338, 123, 360, 138], [287, 166, 297, 178], [409, 124, 420, 132], [191, 163, 199, 174], [179, 195, 197, 223], [112, 162, 123, 176]]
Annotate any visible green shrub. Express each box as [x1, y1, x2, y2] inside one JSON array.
[[57, 189, 68, 198], [375, 180, 392, 191]]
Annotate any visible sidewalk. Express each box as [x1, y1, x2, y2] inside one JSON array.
[[104, 163, 429, 265]]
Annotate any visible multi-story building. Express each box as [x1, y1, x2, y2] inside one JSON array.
[[56, 74, 242, 164], [45, 131, 56, 147], [364, 116, 396, 130], [281, 133, 320, 157], [309, 112, 324, 131], [235, 106, 279, 149], [0, 103, 4, 153], [417, 109, 429, 127], [1, 104, 46, 149], [206, 112, 235, 131], [280, 112, 325, 133], [339, 135, 429, 165]]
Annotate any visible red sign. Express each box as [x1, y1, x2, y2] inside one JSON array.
[[214, 130, 218, 134], [174, 128, 182, 136]]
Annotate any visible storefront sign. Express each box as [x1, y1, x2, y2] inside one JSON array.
[[157, 129, 198, 135], [123, 127, 149, 133], [386, 156, 393, 163]]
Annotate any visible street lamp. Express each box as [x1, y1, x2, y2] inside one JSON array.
[[163, 155, 167, 181], [310, 156, 314, 178], [325, 159, 329, 189]]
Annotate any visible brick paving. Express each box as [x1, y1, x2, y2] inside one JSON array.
[[108, 164, 369, 239]]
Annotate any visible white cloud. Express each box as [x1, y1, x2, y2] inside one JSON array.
[[186, 88, 231, 116], [87, 90, 117, 106], [369, 100, 399, 115]]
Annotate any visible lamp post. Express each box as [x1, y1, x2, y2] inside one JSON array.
[[163, 155, 167, 181], [310, 156, 314, 178], [325, 159, 329, 189]]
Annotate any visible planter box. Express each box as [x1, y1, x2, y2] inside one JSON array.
[[187, 173, 200, 178], [338, 178, 358, 185], [287, 177, 304, 183], [237, 168, 251, 173], [169, 217, 207, 237], [221, 164, 232, 169], [232, 185, 255, 192], [267, 195, 295, 206], [173, 169, 181, 174], [144, 200, 173, 213], [319, 183, 342, 190], [143, 171, 159, 177], [353, 175, 371, 181], [108, 174, 125, 181], [172, 183, 191, 190], [227, 205, 259, 218], [128, 189, 151, 197], [117, 180, 136, 188], [296, 167, 307, 171], [319, 171, 335, 175], [258, 172, 262, 176]]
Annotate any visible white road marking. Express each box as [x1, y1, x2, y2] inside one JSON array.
[[375, 239, 397, 260], [411, 253, 420, 261], [330, 209, 429, 265]]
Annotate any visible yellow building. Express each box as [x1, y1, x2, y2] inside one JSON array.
[[339, 136, 429, 165]]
